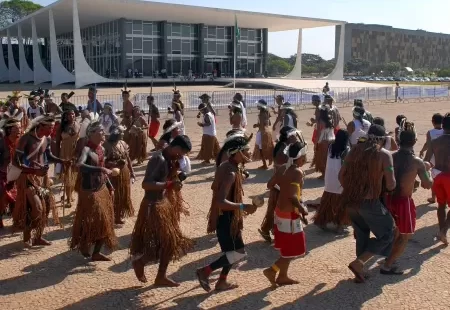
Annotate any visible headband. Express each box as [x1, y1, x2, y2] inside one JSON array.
[[283, 143, 308, 170], [227, 143, 250, 156], [286, 128, 300, 138], [257, 102, 268, 109], [224, 133, 245, 144], [280, 105, 294, 110], [164, 122, 182, 134]]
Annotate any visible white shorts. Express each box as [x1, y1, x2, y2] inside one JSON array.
[[256, 131, 262, 149]]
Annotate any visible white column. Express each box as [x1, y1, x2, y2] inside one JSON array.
[[325, 23, 346, 80], [49, 9, 75, 87], [0, 37, 9, 82], [7, 29, 20, 82], [285, 29, 302, 79], [18, 24, 34, 83], [72, 0, 111, 88], [32, 17, 51, 84]]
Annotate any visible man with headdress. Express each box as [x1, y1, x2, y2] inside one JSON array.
[[54, 110, 80, 208], [229, 101, 243, 130], [26, 92, 44, 120], [383, 120, 432, 274], [130, 135, 193, 286], [354, 99, 373, 124], [5, 91, 29, 130], [324, 95, 341, 134], [197, 135, 257, 292], [347, 105, 371, 147], [233, 93, 247, 128], [0, 117, 22, 229], [271, 94, 284, 142], [122, 87, 134, 118], [70, 121, 117, 261], [87, 87, 103, 115], [146, 95, 160, 150], [264, 137, 309, 286], [425, 113, 450, 245], [168, 90, 185, 134], [122, 106, 148, 165], [196, 103, 220, 165], [339, 124, 396, 283], [252, 99, 274, 170], [12, 114, 68, 246], [280, 102, 298, 128], [197, 93, 216, 120], [104, 124, 135, 225], [99, 102, 119, 140], [60, 92, 79, 116], [259, 126, 299, 242]]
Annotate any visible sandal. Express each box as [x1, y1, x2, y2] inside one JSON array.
[[380, 266, 404, 275]]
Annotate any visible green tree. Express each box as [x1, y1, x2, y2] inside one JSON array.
[[437, 68, 450, 77], [0, 0, 42, 28], [383, 62, 402, 76], [345, 58, 370, 75], [267, 58, 292, 75]]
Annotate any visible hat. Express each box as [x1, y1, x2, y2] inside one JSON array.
[[199, 93, 211, 100], [280, 102, 294, 110], [256, 99, 268, 109], [7, 91, 22, 100], [352, 106, 365, 118]]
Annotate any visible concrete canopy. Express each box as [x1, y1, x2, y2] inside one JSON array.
[[0, 0, 345, 37]]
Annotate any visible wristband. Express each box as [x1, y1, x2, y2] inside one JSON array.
[[239, 203, 244, 211], [165, 181, 173, 189]]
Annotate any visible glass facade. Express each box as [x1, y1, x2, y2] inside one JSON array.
[[51, 18, 266, 78]]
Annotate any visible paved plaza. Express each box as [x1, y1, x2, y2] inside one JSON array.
[[1, 99, 449, 310]]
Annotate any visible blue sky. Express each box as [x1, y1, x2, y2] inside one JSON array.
[[35, 0, 449, 59]]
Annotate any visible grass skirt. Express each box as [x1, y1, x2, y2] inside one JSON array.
[[70, 185, 118, 251], [130, 197, 193, 262], [128, 130, 147, 163], [252, 129, 274, 163], [110, 165, 134, 219], [196, 134, 220, 161], [313, 141, 331, 175], [260, 188, 279, 233], [313, 191, 350, 227]]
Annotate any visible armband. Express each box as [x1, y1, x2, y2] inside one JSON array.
[[239, 203, 244, 211], [385, 166, 394, 172]]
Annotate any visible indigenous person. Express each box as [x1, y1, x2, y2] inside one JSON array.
[[347, 106, 371, 146], [196, 103, 220, 165], [354, 99, 373, 124], [146, 95, 160, 150], [394, 115, 406, 145], [323, 82, 330, 94], [54, 110, 80, 208], [123, 106, 148, 165], [12, 114, 67, 246], [424, 113, 450, 245], [43, 93, 62, 115], [104, 125, 135, 225], [233, 93, 247, 128], [74, 110, 92, 194], [216, 130, 252, 180], [0, 118, 21, 229], [259, 126, 298, 242], [313, 129, 351, 232], [86, 87, 103, 114], [168, 90, 185, 135], [26, 94, 44, 120], [383, 120, 432, 274], [5, 91, 28, 130], [197, 135, 257, 291], [313, 107, 335, 179], [229, 101, 243, 130], [419, 113, 443, 203], [197, 93, 216, 121], [121, 87, 134, 119], [60, 92, 79, 116], [281, 102, 298, 128], [70, 121, 117, 261], [372, 117, 398, 152], [99, 103, 119, 140], [308, 95, 322, 165], [264, 139, 309, 286], [339, 124, 396, 283], [324, 95, 341, 134], [252, 99, 274, 170], [271, 95, 284, 142], [130, 135, 193, 286]]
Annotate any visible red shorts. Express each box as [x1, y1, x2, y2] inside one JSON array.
[[148, 120, 160, 138], [386, 195, 416, 234], [273, 208, 306, 258], [51, 121, 60, 139], [433, 172, 450, 205]]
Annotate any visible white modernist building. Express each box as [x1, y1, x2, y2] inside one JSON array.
[[0, 0, 346, 88]]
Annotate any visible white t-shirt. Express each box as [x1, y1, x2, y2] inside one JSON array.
[[99, 114, 118, 135], [27, 106, 42, 119], [350, 119, 371, 145], [324, 146, 347, 194], [173, 111, 185, 135], [202, 112, 216, 136]]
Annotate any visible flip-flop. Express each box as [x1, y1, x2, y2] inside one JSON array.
[[258, 229, 272, 242], [348, 264, 365, 283], [380, 267, 404, 275], [196, 269, 211, 292]]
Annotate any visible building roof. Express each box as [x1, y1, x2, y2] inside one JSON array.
[[0, 0, 345, 37]]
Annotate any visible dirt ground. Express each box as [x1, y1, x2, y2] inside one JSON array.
[[1, 99, 449, 310]]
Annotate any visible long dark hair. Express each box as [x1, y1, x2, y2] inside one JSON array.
[[273, 126, 291, 157], [216, 136, 248, 167], [319, 108, 333, 129], [330, 129, 349, 159]]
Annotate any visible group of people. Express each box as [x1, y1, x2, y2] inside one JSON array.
[[0, 86, 448, 292]]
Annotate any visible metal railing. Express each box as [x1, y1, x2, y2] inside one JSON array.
[[1, 86, 449, 114]]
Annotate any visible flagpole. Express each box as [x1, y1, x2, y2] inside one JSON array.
[[233, 15, 237, 89]]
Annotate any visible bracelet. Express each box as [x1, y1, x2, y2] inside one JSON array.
[[165, 181, 173, 189], [239, 203, 244, 211]]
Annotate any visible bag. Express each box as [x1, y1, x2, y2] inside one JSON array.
[[7, 137, 46, 182]]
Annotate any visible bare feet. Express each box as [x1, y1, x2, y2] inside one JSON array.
[[436, 232, 449, 246], [154, 276, 180, 287], [348, 260, 365, 283], [91, 253, 111, 261], [32, 238, 52, 246], [263, 268, 277, 285], [215, 280, 239, 291], [427, 198, 436, 204], [275, 276, 299, 286], [132, 259, 148, 283]]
